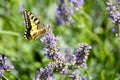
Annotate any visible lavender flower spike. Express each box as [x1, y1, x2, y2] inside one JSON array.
[[56, 0, 84, 26], [0, 54, 14, 77], [36, 62, 56, 80], [40, 30, 60, 60], [72, 43, 92, 69], [106, 0, 120, 36], [69, 0, 84, 10]]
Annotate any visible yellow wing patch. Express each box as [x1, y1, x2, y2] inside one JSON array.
[[23, 10, 49, 40]]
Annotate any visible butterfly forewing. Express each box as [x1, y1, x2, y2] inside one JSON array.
[[23, 10, 49, 40]]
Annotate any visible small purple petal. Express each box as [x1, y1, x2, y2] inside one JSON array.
[[111, 28, 116, 33], [19, 5, 24, 12], [0, 72, 3, 77]]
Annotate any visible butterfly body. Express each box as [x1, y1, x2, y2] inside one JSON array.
[[23, 10, 49, 40]]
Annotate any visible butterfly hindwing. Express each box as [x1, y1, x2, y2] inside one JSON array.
[[23, 10, 49, 40]]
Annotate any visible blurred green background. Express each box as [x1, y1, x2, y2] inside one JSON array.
[[0, 0, 120, 80]]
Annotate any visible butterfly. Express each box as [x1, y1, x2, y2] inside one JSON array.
[[23, 10, 49, 40]]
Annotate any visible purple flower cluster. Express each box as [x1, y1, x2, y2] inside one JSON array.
[[69, 70, 87, 80], [36, 62, 55, 80], [0, 54, 14, 77], [106, 0, 120, 36], [73, 43, 91, 68], [106, 0, 120, 24], [40, 31, 60, 60], [70, 71, 81, 80], [70, 0, 84, 10], [36, 26, 92, 80], [56, 0, 84, 26]]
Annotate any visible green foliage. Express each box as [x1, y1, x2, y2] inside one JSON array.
[[0, 0, 120, 80]]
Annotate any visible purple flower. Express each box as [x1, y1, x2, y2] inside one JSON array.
[[69, 70, 88, 80], [0, 54, 14, 77], [19, 5, 24, 12], [106, 1, 119, 24], [40, 31, 58, 48], [111, 27, 116, 33], [40, 30, 60, 60], [36, 26, 92, 79], [56, 0, 84, 26], [73, 43, 92, 68], [56, 17, 65, 25], [64, 47, 73, 62], [36, 60, 66, 80], [70, 0, 84, 8], [0, 72, 2, 77], [69, 71, 81, 80], [36, 62, 55, 80], [106, 0, 120, 36]]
